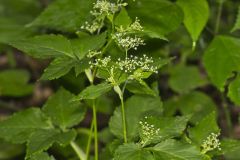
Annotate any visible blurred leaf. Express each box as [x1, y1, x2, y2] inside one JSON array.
[[189, 112, 220, 146], [43, 88, 86, 129], [0, 108, 52, 144], [0, 18, 33, 44], [177, 0, 209, 42], [28, 0, 94, 32], [128, 0, 183, 36], [0, 139, 24, 159], [27, 129, 76, 158], [232, 6, 240, 32], [203, 36, 240, 91], [10, 35, 74, 59], [227, 75, 240, 105], [74, 83, 112, 100], [114, 143, 154, 160], [221, 139, 240, 160], [29, 152, 55, 160], [152, 139, 203, 160], [0, 69, 33, 97], [109, 95, 162, 140], [41, 56, 77, 80], [169, 65, 207, 94]]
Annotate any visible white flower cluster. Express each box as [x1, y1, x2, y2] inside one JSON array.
[[113, 33, 145, 51], [89, 56, 111, 68], [81, 0, 127, 34], [113, 17, 145, 51], [139, 116, 161, 145], [81, 21, 102, 34], [116, 55, 158, 73], [201, 133, 221, 154], [87, 50, 102, 58], [91, 0, 127, 16]]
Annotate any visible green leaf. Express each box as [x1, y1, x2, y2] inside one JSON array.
[[126, 80, 157, 96], [203, 36, 240, 91], [0, 18, 33, 44], [0, 108, 52, 144], [114, 8, 132, 28], [228, 75, 240, 105], [114, 143, 154, 160], [27, 129, 76, 158], [128, 0, 183, 36], [189, 112, 220, 146], [10, 35, 74, 59], [74, 83, 112, 100], [28, 0, 94, 32], [221, 139, 240, 160], [74, 58, 91, 76], [152, 139, 203, 160], [232, 6, 240, 32], [41, 56, 77, 80], [139, 116, 190, 146], [169, 65, 207, 94], [109, 95, 162, 140], [43, 88, 86, 129], [0, 69, 33, 97], [0, 139, 24, 159], [72, 32, 107, 59], [29, 152, 55, 160], [177, 0, 209, 42], [168, 91, 217, 124]]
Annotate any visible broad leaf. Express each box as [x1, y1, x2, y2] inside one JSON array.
[[227, 75, 240, 105], [139, 116, 190, 146], [41, 56, 77, 80], [0, 69, 33, 97], [109, 95, 162, 140], [72, 32, 107, 59], [28, 0, 94, 32], [74, 83, 112, 100], [114, 143, 154, 160], [203, 36, 240, 91], [126, 80, 157, 96], [152, 139, 203, 160], [10, 35, 74, 59], [177, 0, 209, 42], [128, 0, 183, 36], [29, 152, 55, 160], [43, 88, 86, 129], [189, 112, 220, 145], [164, 91, 217, 124], [232, 6, 240, 32], [221, 139, 240, 160], [169, 65, 207, 94], [0, 108, 52, 143], [27, 129, 76, 158], [0, 139, 24, 159], [114, 8, 132, 28]]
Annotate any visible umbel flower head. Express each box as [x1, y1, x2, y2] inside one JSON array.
[[81, 0, 128, 34], [201, 132, 221, 154], [139, 116, 161, 146], [113, 17, 145, 51]]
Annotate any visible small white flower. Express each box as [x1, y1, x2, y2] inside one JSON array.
[[201, 132, 221, 154], [81, 21, 102, 34], [139, 116, 161, 146]]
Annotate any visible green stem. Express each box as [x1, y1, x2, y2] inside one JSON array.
[[70, 141, 87, 160], [92, 100, 98, 160], [215, 1, 223, 34], [120, 95, 127, 143], [85, 120, 94, 160]]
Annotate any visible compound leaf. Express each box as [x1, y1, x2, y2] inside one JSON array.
[[43, 88, 86, 129]]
